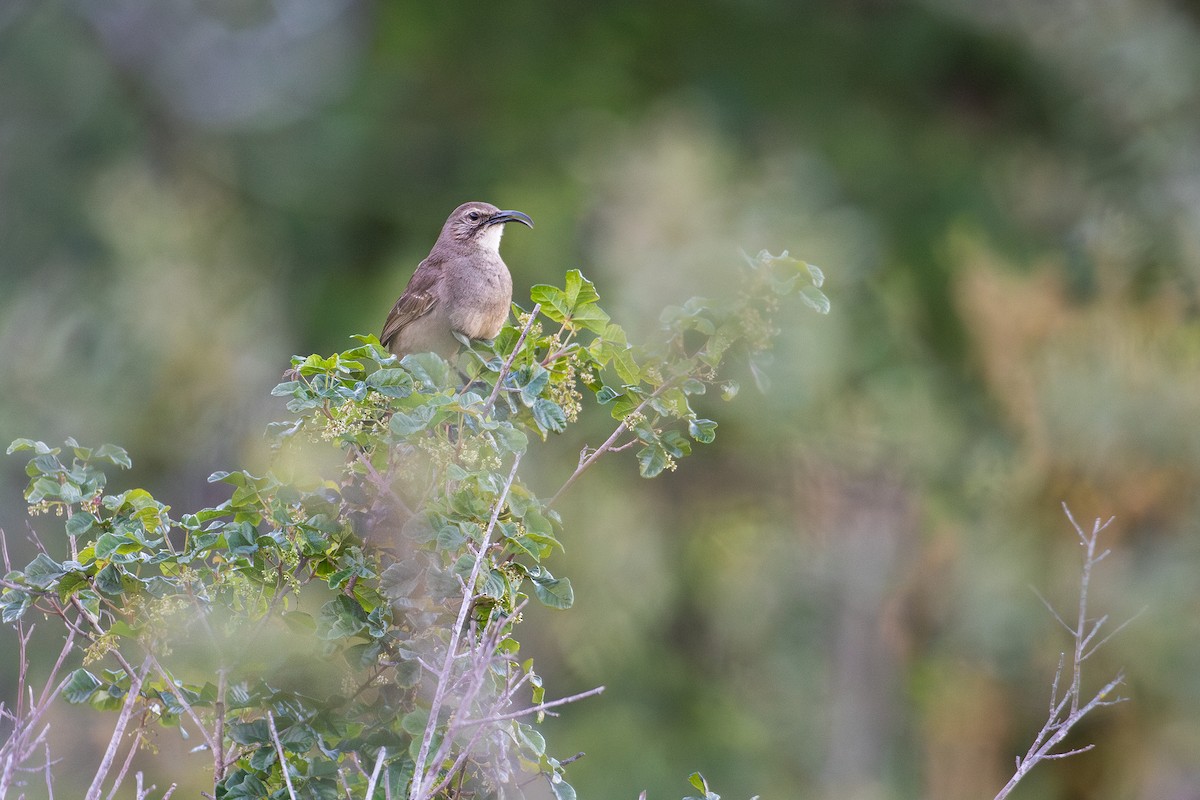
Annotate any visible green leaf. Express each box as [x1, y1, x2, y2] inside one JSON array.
[[366, 368, 414, 398], [76, 589, 100, 620], [550, 778, 577, 800], [94, 564, 125, 597], [660, 429, 692, 459], [63, 668, 103, 703], [400, 352, 451, 388], [532, 270, 610, 332], [595, 386, 620, 404], [400, 709, 428, 736], [517, 723, 546, 757], [688, 418, 718, 444], [390, 405, 436, 436], [799, 284, 831, 314], [278, 722, 317, 753], [66, 512, 97, 538], [528, 568, 573, 609], [689, 773, 708, 794], [318, 595, 369, 640], [436, 525, 467, 551], [479, 568, 508, 600], [563, 269, 600, 306], [224, 522, 259, 556], [529, 284, 567, 322], [804, 261, 825, 288], [493, 424, 529, 454], [531, 398, 567, 434], [572, 304, 612, 334], [57, 571, 90, 603], [518, 365, 551, 407], [94, 444, 132, 469], [7, 439, 58, 456], [636, 445, 669, 479], [23, 553, 66, 589], [228, 719, 271, 746], [0, 590, 31, 623], [220, 771, 269, 799]]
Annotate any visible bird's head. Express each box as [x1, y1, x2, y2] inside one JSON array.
[[441, 201, 534, 252]]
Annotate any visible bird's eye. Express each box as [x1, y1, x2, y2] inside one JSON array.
[[467, 211, 481, 221]]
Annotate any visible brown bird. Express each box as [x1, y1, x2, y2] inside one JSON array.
[[381, 202, 534, 357]]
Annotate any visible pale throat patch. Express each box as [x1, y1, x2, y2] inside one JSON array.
[[478, 223, 505, 252]]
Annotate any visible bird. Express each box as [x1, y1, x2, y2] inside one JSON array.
[[380, 201, 534, 358]]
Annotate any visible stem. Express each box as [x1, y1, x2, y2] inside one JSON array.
[[410, 454, 523, 800], [548, 379, 677, 506], [456, 685, 606, 727], [85, 656, 151, 800], [364, 748, 387, 799], [266, 712, 298, 800], [483, 303, 542, 415]]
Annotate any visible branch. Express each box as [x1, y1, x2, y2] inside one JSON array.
[[993, 505, 1130, 800], [548, 379, 677, 506], [410, 453, 523, 800], [456, 685, 606, 727], [364, 747, 387, 799], [85, 655, 151, 800], [483, 303, 542, 415], [266, 711, 298, 800]]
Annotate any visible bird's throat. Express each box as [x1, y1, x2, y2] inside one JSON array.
[[477, 223, 505, 253]]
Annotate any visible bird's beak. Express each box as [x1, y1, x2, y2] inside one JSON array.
[[487, 210, 534, 229]]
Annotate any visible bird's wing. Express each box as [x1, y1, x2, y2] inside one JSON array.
[[381, 261, 440, 349]]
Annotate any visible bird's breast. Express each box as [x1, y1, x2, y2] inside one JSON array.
[[446, 255, 513, 340]]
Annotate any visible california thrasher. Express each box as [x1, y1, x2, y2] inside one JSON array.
[[381, 202, 533, 357]]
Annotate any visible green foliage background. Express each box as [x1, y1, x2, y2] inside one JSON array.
[[2, 1, 1200, 798]]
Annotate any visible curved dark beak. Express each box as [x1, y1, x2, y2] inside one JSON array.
[[488, 209, 534, 229]]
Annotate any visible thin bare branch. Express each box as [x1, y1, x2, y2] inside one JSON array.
[[1083, 607, 1145, 662], [549, 379, 678, 506], [1042, 744, 1095, 760], [457, 685, 606, 728], [364, 748, 387, 799], [266, 711, 298, 800], [105, 712, 147, 800], [410, 453, 523, 800], [482, 303, 542, 415], [85, 655, 151, 800], [1030, 587, 1073, 635], [994, 506, 1131, 800]]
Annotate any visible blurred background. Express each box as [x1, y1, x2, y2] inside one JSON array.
[[3, 1, 1200, 798]]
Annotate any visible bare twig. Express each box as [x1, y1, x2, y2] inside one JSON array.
[[86, 655, 151, 800], [147, 657, 221, 771], [266, 711, 298, 800], [105, 711, 148, 800], [410, 453, 523, 800], [456, 685, 606, 728], [993, 504, 1130, 800], [364, 747, 387, 799], [548, 379, 677, 506], [483, 303, 542, 415]]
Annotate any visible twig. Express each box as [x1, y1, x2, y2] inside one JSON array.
[[364, 747, 387, 799], [410, 453, 523, 800], [993, 504, 1130, 800], [266, 711, 298, 800], [548, 379, 677, 506], [104, 710, 148, 800], [483, 303, 542, 415], [85, 655, 151, 800], [456, 685, 606, 728], [147, 657, 221, 771]]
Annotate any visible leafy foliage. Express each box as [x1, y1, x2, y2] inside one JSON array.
[[1, 254, 825, 799]]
